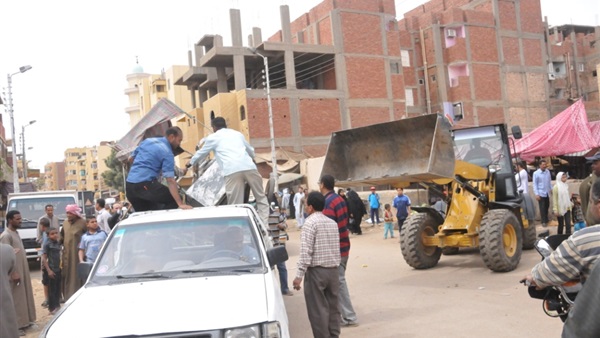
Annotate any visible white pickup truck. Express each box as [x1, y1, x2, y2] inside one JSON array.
[[5, 191, 78, 260]]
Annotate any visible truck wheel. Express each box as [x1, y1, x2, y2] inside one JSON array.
[[479, 209, 522, 272], [400, 213, 442, 269], [522, 223, 537, 250]]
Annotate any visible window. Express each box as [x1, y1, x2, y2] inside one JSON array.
[[240, 105, 246, 121], [156, 85, 165, 92], [401, 50, 410, 67], [390, 61, 400, 74], [578, 63, 585, 72], [405, 89, 414, 106], [80, 170, 86, 176]]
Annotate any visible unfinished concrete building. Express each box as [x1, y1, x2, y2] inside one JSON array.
[[546, 24, 600, 121], [174, 0, 599, 161]]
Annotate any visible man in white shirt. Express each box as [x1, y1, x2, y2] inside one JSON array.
[[515, 161, 535, 226], [187, 117, 269, 225], [95, 199, 111, 233], [293, 187, 305, 228]]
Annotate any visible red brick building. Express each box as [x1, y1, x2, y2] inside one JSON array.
[[176, 0, 598, 158]]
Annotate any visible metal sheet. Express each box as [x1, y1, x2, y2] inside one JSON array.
[[186, 159, 226, 206]]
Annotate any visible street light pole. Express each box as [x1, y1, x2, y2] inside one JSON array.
[[6, 65, 32, 193], [22, 120, 36, 183], [249, 49, 278, 193]]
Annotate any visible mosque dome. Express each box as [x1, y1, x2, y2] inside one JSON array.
[[132, 63, 144, 74], [131, 56, 144, 74]]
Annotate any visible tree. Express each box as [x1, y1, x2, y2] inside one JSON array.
[[102, 149, 125, 191]]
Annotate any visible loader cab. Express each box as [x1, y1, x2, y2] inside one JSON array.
[[453, 125, 518, 203]]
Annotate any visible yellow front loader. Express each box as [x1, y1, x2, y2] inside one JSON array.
[[322, 114, 533, 272]]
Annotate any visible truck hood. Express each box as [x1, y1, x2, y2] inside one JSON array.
[[45, 274, 276, 337]]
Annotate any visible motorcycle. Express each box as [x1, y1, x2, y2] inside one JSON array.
[[521, 234, 582, 322]]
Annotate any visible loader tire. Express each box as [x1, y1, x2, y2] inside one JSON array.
[[479, 209, 522, 272], [522, 223, 537, 250], [400, 213, 442, 269]]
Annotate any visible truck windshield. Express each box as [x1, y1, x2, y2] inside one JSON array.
[[92, 216, 263, 281], [7, 197, 75, 228]]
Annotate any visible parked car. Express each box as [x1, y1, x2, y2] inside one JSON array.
[[40, 205, 290, 338]]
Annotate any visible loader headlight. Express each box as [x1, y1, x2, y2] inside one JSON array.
[[224, 322, 281, 338]]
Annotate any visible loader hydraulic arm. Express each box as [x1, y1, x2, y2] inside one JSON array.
[[454, 174, 488, 206]]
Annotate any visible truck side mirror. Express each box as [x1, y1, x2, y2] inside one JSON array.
[[267, 245, 288, 267], [77, 262, 93, 281]]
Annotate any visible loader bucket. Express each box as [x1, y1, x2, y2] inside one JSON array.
[[321, 114, 455, 187]]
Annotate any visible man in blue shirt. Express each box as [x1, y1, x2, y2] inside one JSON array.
[[126, 127, 192, 212], [187, 117, 269, 225], [368, 187, 381, 224], [533, 159, 552, 227], [393, 187, 411, 231]]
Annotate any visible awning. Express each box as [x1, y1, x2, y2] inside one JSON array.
[[114, 99, 186, 161], [278, 173, 303, 184], [513, 99, 600, 161]]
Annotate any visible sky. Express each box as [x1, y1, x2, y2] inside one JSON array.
[[1, 0, 599, 171]]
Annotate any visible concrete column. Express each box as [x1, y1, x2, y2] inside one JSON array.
[[199, 87, 208, 108], [217, 67, 228, 93], [432, 24, 448, 104], [331, 9, 350, 129], [570, 30, 581, 97], [230, 9, 246, 90], [280, 6, 296, 89], [195, 44, 204, 66], [253, 27, 263, 47]]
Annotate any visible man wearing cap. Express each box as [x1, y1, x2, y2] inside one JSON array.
[[580, 151, 600, 226], [61, 205, 87, 300], [187, 117, 269, 226], [368, 186, 381, 225]]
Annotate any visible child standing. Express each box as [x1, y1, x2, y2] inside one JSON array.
[[383, 204, 394, 239], [38, 218, 50, 309], [42, 227, 62, 314], [572, 194, 586, 231], [78, 217, 108, 264]]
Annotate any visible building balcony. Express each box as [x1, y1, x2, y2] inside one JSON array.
[[125, 105, 141, 114]]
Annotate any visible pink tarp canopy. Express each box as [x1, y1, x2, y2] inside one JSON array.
[[513, 99, 600, 161]]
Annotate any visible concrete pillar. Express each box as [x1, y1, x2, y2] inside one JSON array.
[[194, 44, 204, 66], [199, 87, 208, 108], [331, 9, 349, 129], [230, 9, 246, 90], [280, 6, 296, 89], [217, 67, 228, 93], [432, 25, 448, 104], [253, 27, 262, 47]]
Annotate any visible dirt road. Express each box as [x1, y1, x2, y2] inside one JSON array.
[[26, 223, 563, 337], [283, 223, 564, 338]]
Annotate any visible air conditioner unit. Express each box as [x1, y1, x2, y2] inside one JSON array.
[[548, 73, 556, 80], [446, 29, 457, 38]]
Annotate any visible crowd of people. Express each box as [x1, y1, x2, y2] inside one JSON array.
[[0, 199, 121, 337]]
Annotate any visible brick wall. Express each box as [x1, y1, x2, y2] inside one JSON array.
[[341, 12, 383, 55], [247, 98, 292, 139], [349, 107, 389, 127], [345, 57, 387, 98], [299, 98, 341, 136]]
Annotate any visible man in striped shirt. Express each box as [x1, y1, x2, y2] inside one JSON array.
[[293, 192, 341, 338], [319, 174, 359, 327], [525, 179, 600, 288]]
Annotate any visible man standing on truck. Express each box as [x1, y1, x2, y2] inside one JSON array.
[[186, 117, 269, 225], [0, 210, 36, 335], [126, 126, 192, 212], [533, 159, 552, 227], [37, 205, 60, 244]]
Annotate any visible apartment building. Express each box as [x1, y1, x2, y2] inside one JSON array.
[[44, 161, 66, 191], [171, 0, 597, 161], [64, 147, 99, 192]]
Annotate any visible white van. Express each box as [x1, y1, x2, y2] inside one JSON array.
[[5, 191, 78, 260]]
